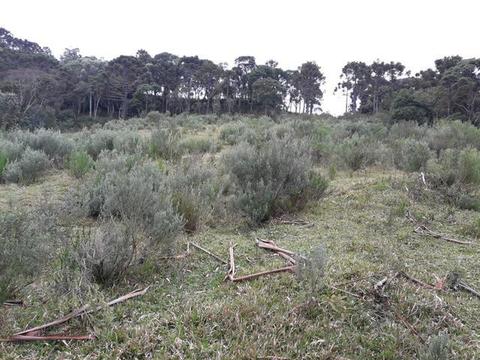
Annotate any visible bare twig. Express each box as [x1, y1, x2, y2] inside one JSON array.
[[255, 238, 299, 265], [398, 272, 435, 290], [13, 287, 150, 337], [225, 243, 236, 281], [458, 282, 480, 299], [1, 334, 95, 342], [414, 225, 473, 245], [231, 266, 295, 282], [3, 300, 24, 307], [190, 242, 227, 264]]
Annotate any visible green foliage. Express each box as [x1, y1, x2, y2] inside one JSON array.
[[337, 135, 378, 171], [168, 158, 220, 232], [0, 206, 57, 302], [75, 220, 135, 285], [178, 135, 216, 154], [67, 150, 94, 178], [390, 89, 433, 125], [0, 151, 7, 177], [68, 154, 183, 259], [81, 129, 115, 160], [222, 136, 325, 224], [3, 147, 50, 184], [296, 245, 328, 297], [393, 139, 431, 172], [420, 333, 449, 360], [149, 128, 182, 160], [10, 129, 74, 164]]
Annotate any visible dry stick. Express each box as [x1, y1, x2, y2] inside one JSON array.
[[398, 272, 435, 290], [3, 300, 24, 307], [1, 334, 95, 342], [392, 307, 425, 344], [190, 242, 228, 265], [13, 287, 150, 337], [225, 244, 236, 281], [458, 282, 480, 299], [414, 225, 473, 245], [231, 266, 296, 282], [255, 239, 300, 265]]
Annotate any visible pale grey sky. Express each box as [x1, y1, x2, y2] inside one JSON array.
[[2, 0, 479, 114]]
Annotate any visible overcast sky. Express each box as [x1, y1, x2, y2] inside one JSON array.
[[2, 0, 479, 114]]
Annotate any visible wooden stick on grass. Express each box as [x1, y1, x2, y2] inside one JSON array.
[[190, 242, 228, 264], [414, 225, 473, 245], [13, 287, 150, 337], [231, 266, 295, 282]]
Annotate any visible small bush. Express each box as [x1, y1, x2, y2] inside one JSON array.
[[393, 139, 431, 172], [0, 152, 7, 177], [10, 129, 73, 165], [4, 147, 50, 184], [67, 150, 94, 178], [112, 131, 145, 155], [168, 158, 220, 232], [68, 156, 183, 257], [178, 135, 216, 154], [337, 135, 378, 171], [0, 138, 24, 162], [76, 220, 135, 285], [222, 136, 325, 224], [296, 245, 328, 298], [149, 128, 182, 160], [0, 205, 57, 302], [81, 129, 116, 160], [219, 122, 248, 145], [146, 111, 163, 123]]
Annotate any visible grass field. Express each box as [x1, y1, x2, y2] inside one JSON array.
[[1, 115, 480, 359], [1, 167, 479, 359]]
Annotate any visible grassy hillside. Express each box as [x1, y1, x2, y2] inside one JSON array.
[[1, 114, 479, 359]]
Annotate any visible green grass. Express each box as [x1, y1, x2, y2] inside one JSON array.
[[1, 168, 479, 359]]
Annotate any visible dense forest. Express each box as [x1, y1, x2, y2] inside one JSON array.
[[0, 26, 479, 129]]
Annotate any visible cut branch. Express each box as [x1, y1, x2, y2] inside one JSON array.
[[1, 334, 95, 342], [414, 225, 473, 245], [398, 272, 435, 290], [231, 266, 295, 282], [13, 287, 150, 337], [190, 242, 227, 264]]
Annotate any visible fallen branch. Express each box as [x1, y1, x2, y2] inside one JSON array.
[[13, 287, 150, 337], [414, 225, 473, 245], [225, 243, 236, 281], [231, 266, 295, 282], [1, 334, 95, 342], [3, 300, 24, 307], [190, 242, 227, 264], [398, 272, 435, 290], [256, 238, 299, 265]]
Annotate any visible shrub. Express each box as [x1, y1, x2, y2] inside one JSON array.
[[75, 220, 135, 285], [0, 151, 7, 177], [112, 131, 145, 154], [392, 139, 431, 172], [149, 128, 182, 160], [337, 135, 378, 171], [81, 129, 116, 159], [4, 147, 50, 184], [178, 135, 216, 154], [0, 138, 24, 162], [296, 245, 328, 298], [67, 150, 94, 178], [68, 157, 183, 257], [222, 136, 326, 224], [0, 205, 57, 302], [145, 111, 163, 123], [168, 158, 220, 232], [219, 122, 248, 145], [9, 129, 73, 165]]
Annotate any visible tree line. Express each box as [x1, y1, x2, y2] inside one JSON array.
[[0, 27, 479, 129]]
